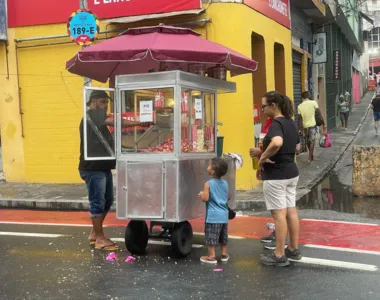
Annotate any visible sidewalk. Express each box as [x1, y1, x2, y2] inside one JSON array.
[[0, 93, 373, 211]]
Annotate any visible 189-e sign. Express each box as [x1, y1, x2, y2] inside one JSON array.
[[68, 9, 100, 46]]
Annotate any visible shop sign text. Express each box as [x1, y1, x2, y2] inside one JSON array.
[[269, 0, 288, 17], [68, 10, 99, 46], [312, 32, 327, 64], [88, 0, 202, 19], [7, 0, 200, 27], [333, 50, 341, 80], [244, 0, 290, 29]]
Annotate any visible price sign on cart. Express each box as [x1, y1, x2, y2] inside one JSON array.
[[68, 9, 99, 46]]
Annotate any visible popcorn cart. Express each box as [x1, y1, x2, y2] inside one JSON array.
[[82, 71, 237, 256], [68, 24, 258, 256]]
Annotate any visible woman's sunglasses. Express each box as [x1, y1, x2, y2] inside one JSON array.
[[261, 104, 271, 110]]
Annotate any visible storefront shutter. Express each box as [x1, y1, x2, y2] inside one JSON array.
[[292, 50, 303, 124]]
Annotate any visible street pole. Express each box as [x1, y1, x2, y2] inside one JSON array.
[[80, 0, 92, 87]]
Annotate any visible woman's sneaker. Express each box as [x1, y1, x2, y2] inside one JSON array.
[[260, 253, 290, 267], [260, 231, 276, 243], [200, 256, 217, 264], [263, 237, 289, 250], [285, 248, 302, 260]]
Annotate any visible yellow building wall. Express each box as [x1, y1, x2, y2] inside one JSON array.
[[14, 24, 84, 182], [0, 3, 292, 189], [0, 30, 26, 181], [203, 4, 293, 189]]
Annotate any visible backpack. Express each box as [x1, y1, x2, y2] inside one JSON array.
[[315, 108, 324, 127]]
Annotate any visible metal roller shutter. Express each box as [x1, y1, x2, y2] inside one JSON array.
[[292, 50, 305, 152], [292, 50, 303, 125]]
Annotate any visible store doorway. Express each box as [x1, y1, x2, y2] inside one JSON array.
[[251, 32, 267, 147], [274, 43, 286, 94], [292, 50, 303, 125], [251, 32, 267, 123]]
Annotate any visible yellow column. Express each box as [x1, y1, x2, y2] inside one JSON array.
[[301, 52, 308, 92], [0, 29, 26, 181]]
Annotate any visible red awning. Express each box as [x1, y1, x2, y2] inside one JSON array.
[[66, 24, 258, 82]]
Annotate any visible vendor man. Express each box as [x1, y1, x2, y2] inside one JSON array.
[[79, 90, 151, 251]]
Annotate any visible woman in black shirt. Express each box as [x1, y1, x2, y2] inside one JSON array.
[[258, 91, 302, 267]]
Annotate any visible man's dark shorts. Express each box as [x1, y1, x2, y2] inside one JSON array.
[[79, 171, 114, 217], [374, 112, 380, 122], [205, 223, 228, 246]]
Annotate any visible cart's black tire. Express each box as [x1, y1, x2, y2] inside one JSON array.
[[171, 221, 193, 257], [125, 220, 149, 255]]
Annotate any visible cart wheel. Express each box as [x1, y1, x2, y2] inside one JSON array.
[[171, 221, 193, 257], [125, 220, 149, 255]]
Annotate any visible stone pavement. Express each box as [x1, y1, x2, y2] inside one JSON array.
[[334, 94, 380, 190], [0, 93, 373, 211]]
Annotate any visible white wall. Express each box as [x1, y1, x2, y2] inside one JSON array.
[[361, 41, 370, 95], [361, 41, 369, 73]]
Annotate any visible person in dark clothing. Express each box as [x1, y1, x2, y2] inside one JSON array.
[[79, 90, 152, 251], [258, 91, 302, 267], [371, 93, 380, 136]]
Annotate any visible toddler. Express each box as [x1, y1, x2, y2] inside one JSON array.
[[198, 157, 229, 264]]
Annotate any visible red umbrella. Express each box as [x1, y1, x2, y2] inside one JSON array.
[[66, 25, 258, 82]]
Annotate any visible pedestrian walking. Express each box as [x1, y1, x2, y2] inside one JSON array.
[[258, 91, 302, 267], [370, 93, 380, 136], [79, 90, 151, 251], [198, 158, 230, 264], [298, 91, 318, 164], [338, 95, 349, 130]]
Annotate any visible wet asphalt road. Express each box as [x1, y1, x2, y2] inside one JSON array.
[[1, 224, 380, 300]]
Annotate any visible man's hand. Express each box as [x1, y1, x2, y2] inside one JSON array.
[[249, 148, 262, 158], [198, 191, 204, 199], [258, 158, 275, 170]]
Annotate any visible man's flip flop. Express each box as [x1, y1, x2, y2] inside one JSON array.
[[95, 244, 120, 251], [90, 238, 116, 246]]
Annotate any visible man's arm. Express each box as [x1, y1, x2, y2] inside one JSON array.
[[105, 117, 152, 128]]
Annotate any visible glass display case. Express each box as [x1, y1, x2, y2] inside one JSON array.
[[118, 87, 175, 153]]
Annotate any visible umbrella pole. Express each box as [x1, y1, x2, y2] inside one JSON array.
[[80, 0, 92, 88]]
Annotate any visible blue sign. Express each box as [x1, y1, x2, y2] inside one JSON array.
[[0, 0, 7, 41], [68, 10, 99, 46]]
